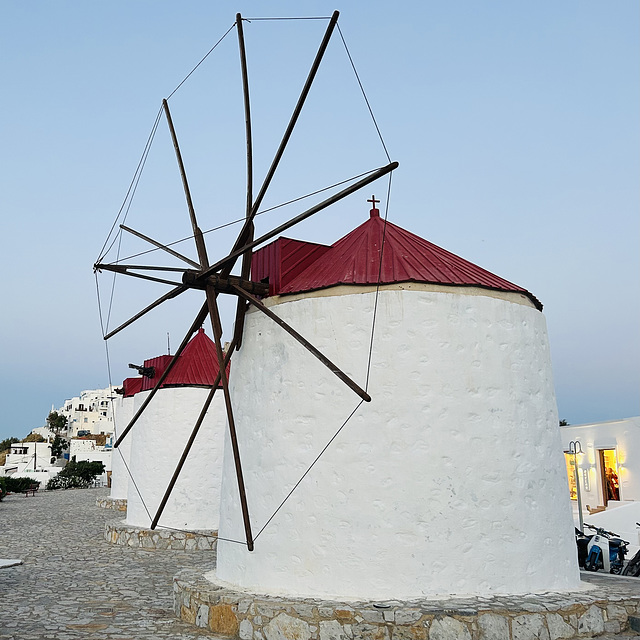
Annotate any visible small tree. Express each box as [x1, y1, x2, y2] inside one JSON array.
[[50, 434, 69, 460], [46, 460, 105, 490], [46, 411, 68, 435], [0, 437, 19, 453]]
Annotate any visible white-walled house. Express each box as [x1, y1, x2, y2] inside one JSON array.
[[4, 441, 53, 470], [561, 416, 640, 508], [58, 387, 117, 437], [69, 438, 112, 479], [0, 440, 59, 486]]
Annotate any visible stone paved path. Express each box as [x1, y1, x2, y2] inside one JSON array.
[[0, 487, 221, 639], [1, 487, 638, 639]]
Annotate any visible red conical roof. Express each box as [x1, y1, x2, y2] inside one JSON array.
[[122, 377, 143, 398], [278, 206, 541, 309], [163, 328, 228, 387], [135, 329, 228, 392]]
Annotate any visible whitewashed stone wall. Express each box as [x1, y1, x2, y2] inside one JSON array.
[[125, 386, 226, 531], [110, 394, 135, 500], [216, 287, 580, 599]]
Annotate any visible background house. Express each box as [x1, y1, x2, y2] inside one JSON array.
[[561, 416, 640, 508], [58, 387, 116, 437]]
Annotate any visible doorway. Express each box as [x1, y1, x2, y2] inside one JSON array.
[[599, 449, 620, 506]]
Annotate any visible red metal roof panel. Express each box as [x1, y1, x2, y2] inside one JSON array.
[[279, 207, 541, 309], [251, 237, 331, 296], [141, 355, 173, 392], [164, 328, 228, 387], [139, 330, 228, 390], [122, 377, 143, 398]]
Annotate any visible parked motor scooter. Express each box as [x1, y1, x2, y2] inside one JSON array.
[[621, 522, 640, 577], [581, 523, 628, 574], [575, 528, 590, 568]]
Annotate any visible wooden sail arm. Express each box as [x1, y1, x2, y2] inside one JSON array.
[[232, 12, 254, 350], [224, 10, 340, 279], [162, 99, 210, 270], [205, 286, 254, 551], [94, 263, 184, 287], [95, 263, 190, 274], [120, 224, 200, 268]]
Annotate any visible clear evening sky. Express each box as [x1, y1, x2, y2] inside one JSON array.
[[0, 1, 637, 440]]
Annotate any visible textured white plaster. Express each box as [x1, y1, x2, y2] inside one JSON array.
[[110, 395, 135, 500], [125, 387, 225, 530], [216, 289, 580, 599]]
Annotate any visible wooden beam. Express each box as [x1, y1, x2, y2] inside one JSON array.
[[182, 271, 268, 296], [120, 224, 200, 268]]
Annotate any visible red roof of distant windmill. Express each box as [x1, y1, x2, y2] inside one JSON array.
[[276, 203, 541, 309], [135, 329, 227, 392], [122, 377, 143, 398], [163, 328, 228, 387]]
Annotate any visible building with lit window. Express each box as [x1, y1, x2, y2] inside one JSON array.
[[561, 416, 640, 509]]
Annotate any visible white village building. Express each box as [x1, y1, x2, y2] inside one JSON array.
[[68, 437, 112, 486], [58, 386, 117, 437], [214, 202, 580, 600], [561, 416, 640, 544], [561, 416, 640, 506], [0, 440, 59, 486]]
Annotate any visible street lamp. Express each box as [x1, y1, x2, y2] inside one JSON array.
[[568, 440, 584, 533]]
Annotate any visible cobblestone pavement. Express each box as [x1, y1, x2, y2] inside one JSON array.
[[1, 487, 638, 639], [0, 487, 221, 639]]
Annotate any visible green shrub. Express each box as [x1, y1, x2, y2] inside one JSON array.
[[46, 460, 105, 490], [0, 476, 41, 494]]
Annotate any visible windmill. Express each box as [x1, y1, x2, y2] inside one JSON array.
[[94, 11, 398, 552]]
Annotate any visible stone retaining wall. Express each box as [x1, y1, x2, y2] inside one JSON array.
[[173, 570, 640, 639], [95, 496, 127, 511], [105, 521, 217, 551]]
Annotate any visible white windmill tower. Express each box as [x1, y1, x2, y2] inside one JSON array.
[[213, 197, 580, 599]]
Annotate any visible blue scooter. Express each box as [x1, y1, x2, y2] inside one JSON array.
[[582, 523, 628, 574]]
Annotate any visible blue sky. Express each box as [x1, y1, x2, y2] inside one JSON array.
[[0, 1, 637, 440]]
